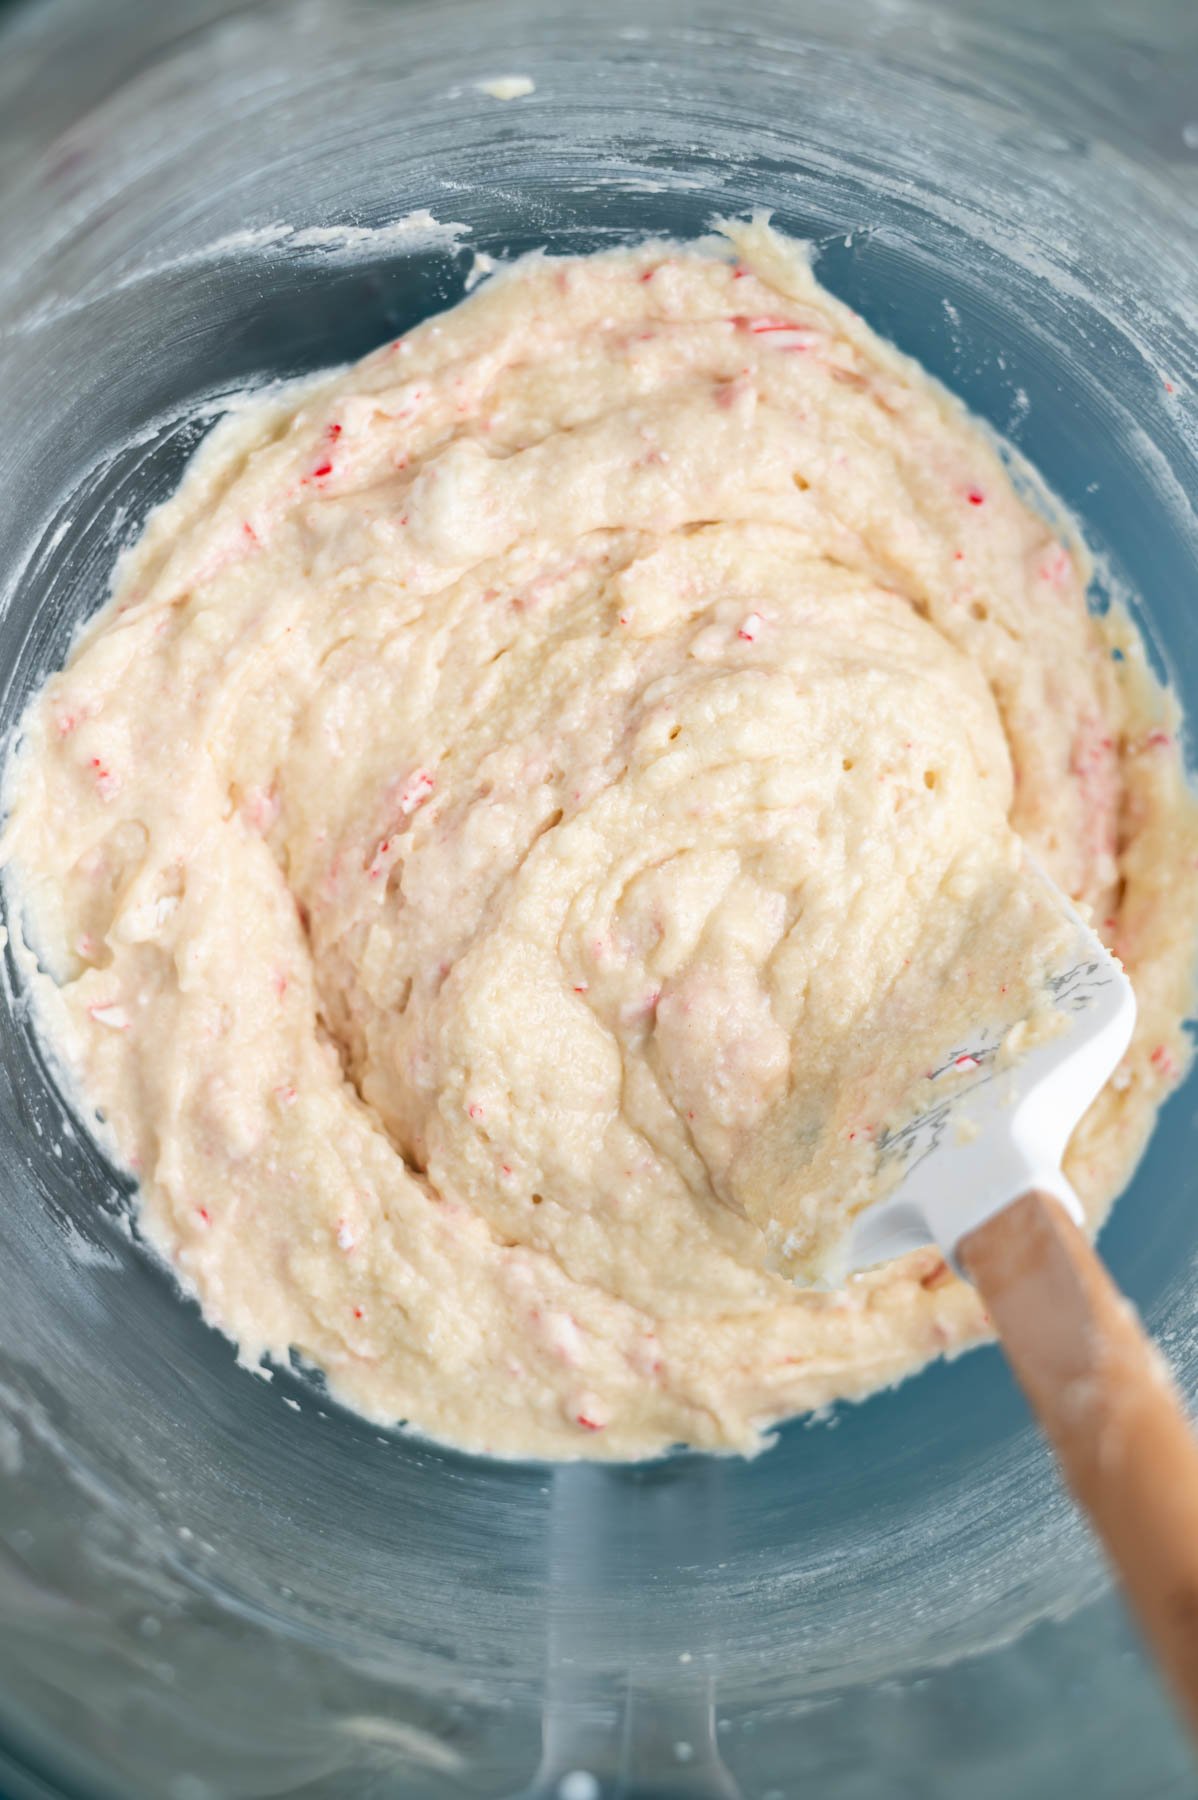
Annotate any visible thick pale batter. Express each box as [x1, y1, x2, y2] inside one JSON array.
[[6, 220, 1196, 1458]]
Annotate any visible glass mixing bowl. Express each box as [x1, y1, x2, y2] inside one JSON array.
[[0, 1, 1196, 1794]]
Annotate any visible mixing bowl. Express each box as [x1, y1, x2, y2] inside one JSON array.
[[1, 0, 1196, 1794]]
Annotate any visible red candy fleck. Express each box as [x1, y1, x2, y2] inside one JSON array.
[[1151, 1044, 1177, 1077], [576, 1414, 605, 1432], [88, 1002, 130, 1030], [954, 1053, 980, 1071], [242, 521, 259, 544], [729, 315, 803, 334], [353, 1306, 364, 1320], [468, 1102, 485, 1121], [639, 267, 656, 283], [88, 756, 120, 800], [397, 768, 435, 815], [967, 488, 985, 506], [366, 836, 393, 880], [326, 422, 343, 441], [197, 1207, 211, 1226], [311, 460, 334, 480], [1145, 729, 1172, 749], [731, 265, 749, 279]]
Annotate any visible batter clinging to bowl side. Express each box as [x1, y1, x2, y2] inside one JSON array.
[[5, 219, 1196, 1459]]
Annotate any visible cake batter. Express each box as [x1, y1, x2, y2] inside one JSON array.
[[5, 219, 1195, 1458]]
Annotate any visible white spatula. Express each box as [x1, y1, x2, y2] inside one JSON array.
[[780, 871, 1198, 1739]]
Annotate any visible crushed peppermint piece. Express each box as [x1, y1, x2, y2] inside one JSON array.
[[88, 1003, 130, 1031]]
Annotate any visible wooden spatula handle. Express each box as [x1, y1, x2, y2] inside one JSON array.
[[960, 1189, 1198, 1740]]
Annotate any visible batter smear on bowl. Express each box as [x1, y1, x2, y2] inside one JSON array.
[[5, 219, 1196, 1459]]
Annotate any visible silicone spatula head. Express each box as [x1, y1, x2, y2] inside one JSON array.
[[764, 861, 1136, 1286]]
